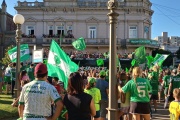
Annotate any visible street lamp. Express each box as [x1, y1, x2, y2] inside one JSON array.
[[107, 0, 119, 120], [13, 14, 25, 98]]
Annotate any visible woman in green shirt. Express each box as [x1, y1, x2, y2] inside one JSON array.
[[118, 67, 152, 120], [84, 77, 101, 120]]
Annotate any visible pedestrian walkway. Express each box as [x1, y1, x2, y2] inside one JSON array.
[[151, 102, 169, 120]]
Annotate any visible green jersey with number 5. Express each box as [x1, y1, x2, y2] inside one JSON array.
[[122, 77, 152, 102]]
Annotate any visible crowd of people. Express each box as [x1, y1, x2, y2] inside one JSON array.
[[43, 49, 133, 60], [0, 62, 180, 120]]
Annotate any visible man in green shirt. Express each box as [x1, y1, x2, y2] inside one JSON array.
[[168, 71, 180, 102], [10, 63, 16, 97], [26, 63, 34, 81]]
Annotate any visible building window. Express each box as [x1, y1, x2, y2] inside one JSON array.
[[67, 26, 73, 34], [129, 26, 137, 38], [26, 26, 35, 35], [56, 26, 64, 36], [49, 26, 53, 36], [88, 26, 96, 39], [144, 26, 149, 39]]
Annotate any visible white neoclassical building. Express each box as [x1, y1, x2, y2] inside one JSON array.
[[14, 0, 158, 55]]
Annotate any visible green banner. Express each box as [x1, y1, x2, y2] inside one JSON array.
[[129, 39, 159, 46]]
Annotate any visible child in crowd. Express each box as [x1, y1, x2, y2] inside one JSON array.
[[169, 88, 180, 120], [11, 80, 29, 107], [19, 70, 29, 87], [52, 77, 61, 94], [84, 77, 101, 120]]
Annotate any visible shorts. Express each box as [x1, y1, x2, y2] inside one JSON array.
[[129, 102, 150, 114], [0, 77, 2, 82], [4, 76, 11, 83], [120, 106, 130, 114], [23, 114, 49, 120], [94, 111, 100, 118], [164, 88, 168, 95], [150, 94, 158, 100], [169, 93, 174, 102], [99, 100, 108, 118]]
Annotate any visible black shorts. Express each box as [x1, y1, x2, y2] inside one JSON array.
[[150, 94, 158, 100], [129, 102, 150, 114], [169, 93, 174, 102], [94, 111, 100, 118]]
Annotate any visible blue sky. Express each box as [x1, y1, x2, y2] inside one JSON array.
[[3, 0, 180, 39]]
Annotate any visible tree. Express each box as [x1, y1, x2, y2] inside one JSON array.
[[0, 45, 13, 65]]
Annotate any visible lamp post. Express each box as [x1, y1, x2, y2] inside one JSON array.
[[107, 0, 119, 120], [13, 14, 25, 98]]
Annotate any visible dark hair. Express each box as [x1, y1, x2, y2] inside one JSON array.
[[20, 70, 27, 80], [21, 62, 23, 66], [12, 62, 16, 67], [53, 77, 59, 82], [165, 69, 171, 75], [30, 63, 34, 67], [67, 72, 84, 95], [119, 72, 127, 81], [35, 72, 48, 78]]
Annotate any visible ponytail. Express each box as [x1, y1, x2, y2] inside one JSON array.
[[132, 67, 141, 92]]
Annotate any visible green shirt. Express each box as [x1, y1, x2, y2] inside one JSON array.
[[122, 78, 151, 102], [170, 74, 180, 93], [149, 71, 159, 95], [163, 75, 171, 88], [84, 87, 101, 111], [26, 67, 34, 81], [11, 68, 16, 81]]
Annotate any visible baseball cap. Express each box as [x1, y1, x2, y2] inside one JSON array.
[[34, 63, 47, 75], [99, 70, 106, 76], [88, 77, 96, 84]]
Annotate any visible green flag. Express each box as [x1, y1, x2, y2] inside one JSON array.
[[152, 54, 169, 66], [96, 59, 104, 66], [43, 59, 48, 65], [126, 67, 129, 73], [8, 44, 30, 62], [72, 37, 86, 51], [47, 40, 79, 89], [146, 56, 154, 67], [134, 46, 146, 65], [131, 59, 136, 66]]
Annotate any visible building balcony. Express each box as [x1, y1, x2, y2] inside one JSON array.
[[42, 38, 122, 45], [21, 38, 36, 44]]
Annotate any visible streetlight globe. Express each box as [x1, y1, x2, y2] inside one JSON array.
[[13, 14, 25, 24]]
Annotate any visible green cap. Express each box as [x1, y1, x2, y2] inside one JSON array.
[[88, 77, 96, 84], [99, 70, 106, 76]]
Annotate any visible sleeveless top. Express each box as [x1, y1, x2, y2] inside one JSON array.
[[63, 92, 92, 120]]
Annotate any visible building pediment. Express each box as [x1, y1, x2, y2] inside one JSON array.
[[86, 17, 99, 23], [26, 17, 37, 22], [54, 17, 65, 22]]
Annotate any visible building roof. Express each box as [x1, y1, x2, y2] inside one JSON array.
[[1, 0, 7, 7]]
